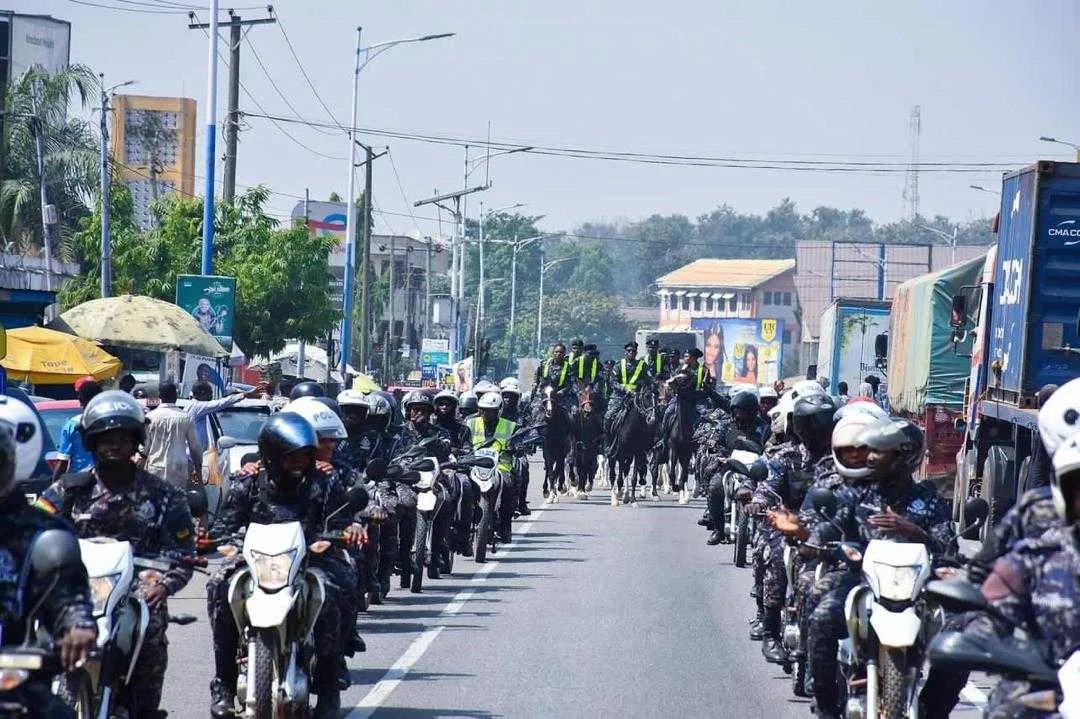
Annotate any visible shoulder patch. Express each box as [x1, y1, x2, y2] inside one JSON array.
[[60, 471, 94, 490]]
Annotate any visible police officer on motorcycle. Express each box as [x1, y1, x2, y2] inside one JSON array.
[[432, 389, 479, 558], [702, 390, 769, 546], [466, 393, 519, 544], [38, 391, 196, 718], [499, 378, 532, 516], [206, 413, 365, 718], [0, 398, 98, 718]]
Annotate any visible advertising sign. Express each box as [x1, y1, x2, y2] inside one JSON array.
[[9, 15, 71, 79], [176, 274, 236, 351], [690, 318, 784, 387], [420, 338, 450, 368], [181, 353, 225, 397], [453, 357, 474, 393], [292, 200, 348, 250]]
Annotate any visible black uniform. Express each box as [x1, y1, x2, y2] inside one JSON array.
[[205, 467, 353, 695]]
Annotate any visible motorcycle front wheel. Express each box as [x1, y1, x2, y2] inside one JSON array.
[[54, 668, 93, 719], [733, 508, 750, 568], [411, 513, 430, 593], [879, 646, 909, 719], [252, 629, 279, 717], [474, 495, 492, 564]]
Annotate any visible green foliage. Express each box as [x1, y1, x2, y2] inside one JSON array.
[[61, 186, 338, 359]]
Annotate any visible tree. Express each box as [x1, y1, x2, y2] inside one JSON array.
[[61, 186, 338, 359], [514, 289, 635, 360], [1, 64, 99, 254]]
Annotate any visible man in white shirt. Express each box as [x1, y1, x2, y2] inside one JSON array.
[[186, 380, 266, 452], [142, 381, 201, 488]]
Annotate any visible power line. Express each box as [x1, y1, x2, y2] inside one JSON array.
[[68, 0, 192, 14], [275, 18, 346, 131], [237, 111, 1020, 174], [243, 34, 337, 136], [386, 148, 425, 236]]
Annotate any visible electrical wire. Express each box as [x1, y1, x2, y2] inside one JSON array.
[[68, 0, 192, 14], [243, 34, 338, 136], [386, 148, 425, 236], [276, 18, 347, 131]]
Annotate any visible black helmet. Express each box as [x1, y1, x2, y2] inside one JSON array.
[[80, 390, 147, 447], [730, 390, 760, 412], [859, 417, 925, 475], [402, 390, 434, 412], [290, 381, 326, 400], [258, 412, 317, 486], [312, 396, 341, 417], [458, 391, 478, 417], [792, 394, 838, 451]]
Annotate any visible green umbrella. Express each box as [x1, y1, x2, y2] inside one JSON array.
[[57, 295, 228, 357]]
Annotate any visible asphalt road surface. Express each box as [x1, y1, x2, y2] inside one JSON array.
[[161, 462, 992, 718]]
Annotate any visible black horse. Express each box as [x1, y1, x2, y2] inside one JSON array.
[[535, 384, 572, 502], [661, 371, 698, 504], [605, 388, 652, 506], [569, 385, 602, 497]]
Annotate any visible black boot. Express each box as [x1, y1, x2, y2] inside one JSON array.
[[210, 678, 235, 719], [313, 688, 341, 719], [518, 501, 531, 516], [761, 607, 787, 664], [749, 599, 765, 640], [706, 530, 723, 545], [698, 510, 712, 527]]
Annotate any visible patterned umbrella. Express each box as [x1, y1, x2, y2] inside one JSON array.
[[57, 295, 228, 357]]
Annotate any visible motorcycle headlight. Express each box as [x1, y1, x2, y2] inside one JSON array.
[[0, 668, 30, 691], [872, 564, 922, 601], [250, 549, 297, 591], [89, 573, 121, 616]]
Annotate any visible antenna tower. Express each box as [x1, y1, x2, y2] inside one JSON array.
[[902, 105, 921, 220]]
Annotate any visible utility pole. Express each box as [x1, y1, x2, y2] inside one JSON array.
[[340, 27, 362, 379], [507, 234, 518, 374], [358, 144, 374, 371], [424, 239, 433, 340], [388, 234, 396, 356], [298, 188, 309, 377], [99, 76, 112, 298], [188, 9, 277, 210], [536, 251, 544, 358]]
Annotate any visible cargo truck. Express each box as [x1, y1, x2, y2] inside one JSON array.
[[952, 161, 1080, 531], [815, 298, 891, 395], [884, 254, 987, 486]]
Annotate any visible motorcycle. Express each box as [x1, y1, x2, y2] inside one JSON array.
[[469, 426, 538, 564], [1, 529, 95, 719], [220, 483, 368, 717]]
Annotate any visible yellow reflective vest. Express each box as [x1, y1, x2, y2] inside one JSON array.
[[619, 358, 646, 390], [465, 416, 516, 472]]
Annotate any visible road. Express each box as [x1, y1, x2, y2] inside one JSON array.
[[161, 462, 992, 718]]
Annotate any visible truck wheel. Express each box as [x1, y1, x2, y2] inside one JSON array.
[[982, 445, 1016, 527]]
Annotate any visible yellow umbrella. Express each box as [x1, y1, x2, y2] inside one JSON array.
[[352, 373, 379, 393], [2, 326, 122, 385]]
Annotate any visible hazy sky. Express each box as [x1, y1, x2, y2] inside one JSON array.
[[23, 0, 1080, 238]]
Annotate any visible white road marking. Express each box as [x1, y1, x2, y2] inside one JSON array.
[[346, 507, 546, 717], [959, 681, 988, 706]]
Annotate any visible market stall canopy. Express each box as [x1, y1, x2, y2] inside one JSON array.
[[249, 342, 356, 384], [57, 295, 228, 358], [1, 326, 122, 384]]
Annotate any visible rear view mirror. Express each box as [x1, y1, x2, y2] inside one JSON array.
[[364, 458, 387, 481], [217, 436, 238, 451], [470, 456, 496, 469], [733, 437, 764, 455], [961, 497, 989, 540], [344, 485, 369, 511], [30, 529, 82, 579], [748, 459, 769, 484], [950, 294, 967, 328], [874, 334, 889, 361], [807, 487, 837, 519], [186, 486, 209, 517], [414, 458, 437, 473]]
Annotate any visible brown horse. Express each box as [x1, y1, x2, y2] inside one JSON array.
[[569, 385, 602, 497]]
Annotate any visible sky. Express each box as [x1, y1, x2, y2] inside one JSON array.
[[20, 0, 1080, 239]]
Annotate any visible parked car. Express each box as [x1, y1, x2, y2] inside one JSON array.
[[35, 399, 81, 447]]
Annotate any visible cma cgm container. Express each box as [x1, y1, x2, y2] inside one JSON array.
[[886, 254, 987, 486], [954, 161, 1080, 529]]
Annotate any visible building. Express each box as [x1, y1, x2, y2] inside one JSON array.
[[110, 94, 197, 229], [656, 258, 799, 383], [794, 240, 990, 374]]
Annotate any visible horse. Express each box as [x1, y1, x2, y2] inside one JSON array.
[[536, 384, 572, 502], [646, 381, 671, 497], [662, 372, 699, 504], [569, 384, 603, 498], [604, 388, 652, 506]]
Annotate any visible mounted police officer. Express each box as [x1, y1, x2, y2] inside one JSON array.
[[205, 412, 364, 718], [38, 390, 197, 717], [532, 342, 573, 402], [572, 343, 602, 390], [567, 338, 585, 369], [465, 393, 519, 544], [604, 341, 650, 445], [643, 338, 670, 383], [1, 397, 98, 718]]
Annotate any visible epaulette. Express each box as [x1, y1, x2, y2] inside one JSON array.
[[59, 471, 95, 490]]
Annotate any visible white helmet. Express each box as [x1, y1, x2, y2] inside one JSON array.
[[474, 380, 499, 396], [831, 411, 880, 480], [758, 386, 778, 401], [284, 396, 347, 440], [1037, 378, 1080, 457], [0, 396, 43, 490], [1052, 431, 1080, 522], [478, 392, 504, 410], [833, 397, 888, 423], [769, 381, 825, 436], [499, 377, 522, 396], [336, 389, 367, 407]]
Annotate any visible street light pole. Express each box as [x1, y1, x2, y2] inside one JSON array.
[[200, 0, 220, 275], [918, 224, 959, 265], [1039, 136, 1080, 162], [340, 26, 362, 379], [99, 77, 111, 298]]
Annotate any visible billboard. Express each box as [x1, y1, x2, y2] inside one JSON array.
[[9, 14, 71, 79], [292, 200, 347, 251], [817, 301, 890, 395], [690, 318, 784, 387], [176, 274, 236, 351]]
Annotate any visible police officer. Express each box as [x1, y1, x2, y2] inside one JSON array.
[[567, 338, 585, 369], [532, 342, 572, 399], [206, 413, 364, 718], [572, 343, 601, 390], [643, 338, 669, 383], [500, 378, 532, 516], [0, 399, 98, 718], [702, 390, 769, 546], [604, 342, 649, 441], [433, 390, 471, 451], [431, 390, 477, 559], [805, 418, 954, 719], [38, 391, 196, 717], [465, 392, 518, 544], [458, 391, 479, 421]]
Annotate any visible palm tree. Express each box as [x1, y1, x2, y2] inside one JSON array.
[[1, 63, 99, 258]]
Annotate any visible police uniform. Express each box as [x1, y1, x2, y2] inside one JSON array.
[[38, 468, 196, 712], [465, 415, 517, 538], [205, 467, 351, 696]]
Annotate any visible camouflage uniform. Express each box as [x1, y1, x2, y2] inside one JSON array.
[[1, 493, 97, 718], [747, 441, 800, 607], [806, 477, 954, 716], [205, 467, 352, 695], [434, 415, 477, 553], [38, 468, 196, 713], [702, 416, 770, 530], [754, 444, 816, 610]]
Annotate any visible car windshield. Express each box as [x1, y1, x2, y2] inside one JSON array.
[[216, 409, 271, 444], [40, 407, 80, 445]]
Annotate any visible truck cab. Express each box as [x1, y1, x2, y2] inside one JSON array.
[[953, 161, 1080, 532]]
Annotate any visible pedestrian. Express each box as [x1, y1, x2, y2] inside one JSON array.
[[186, 380, 266, 452], [836, 381, 849, 405], [142, 380, 202, 488], [51, 376, 102, 481]]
